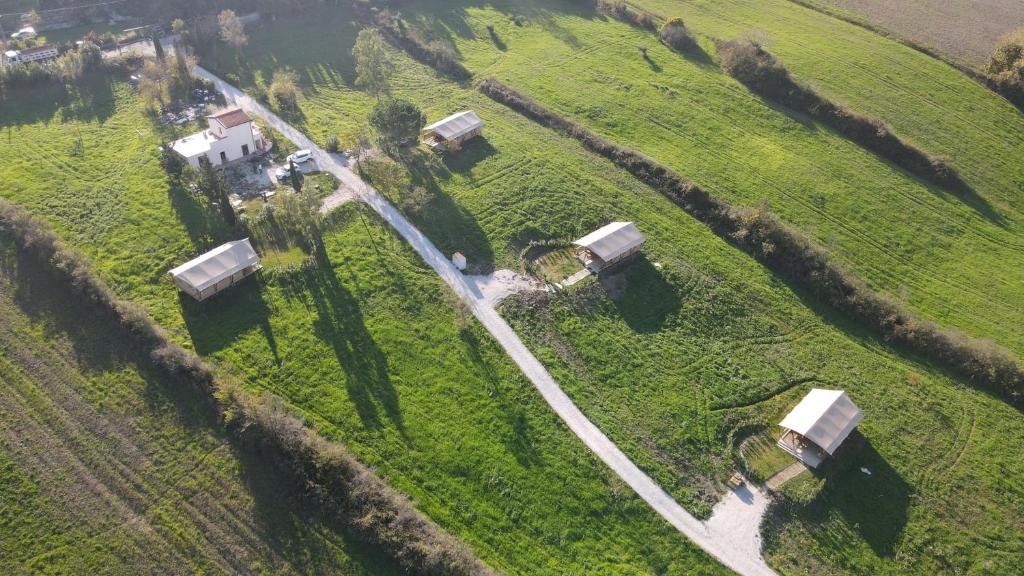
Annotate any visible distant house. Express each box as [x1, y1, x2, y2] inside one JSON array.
[[169, 239, 261, 301], [170, 107, 266, 169], [422, 110, 484, 152], [573, 222, 646, 272], [777, 389, 863, 469], [3, 44, 58, 65]]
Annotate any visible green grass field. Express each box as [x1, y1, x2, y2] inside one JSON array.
[[198, 5, 1024, 574], [3, 1, 1024, 574], [399, 0, 1024, 361], [0, 239, 399, 575], [0, 58, 726, 574]]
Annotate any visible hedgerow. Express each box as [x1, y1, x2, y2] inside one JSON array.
[[478, 78, 1022, 408], [592, 0, 658, 32], [717, 39, 972, 195], [357, 6, 472, 82], [0, 198, 496, 576]]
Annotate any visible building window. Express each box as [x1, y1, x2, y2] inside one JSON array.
[[220, 151, 228, 164], [242, 144, 249, 156]]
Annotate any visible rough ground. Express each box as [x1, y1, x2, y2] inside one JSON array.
[[815, 0, 1024, 64], [465, 269, 545, 306]]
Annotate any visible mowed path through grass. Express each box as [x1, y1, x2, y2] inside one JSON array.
[[402, 0, 1024, 358], [0, 62, 726, 574], [202, 9, 1024, 574], [0, 240, 399, 575]]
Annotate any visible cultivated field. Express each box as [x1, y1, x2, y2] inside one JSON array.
[[804, 0, 1024, 65], [0, 240, 398, 575], [0, 64, 723, 574], [199, 5, 1024, 574]]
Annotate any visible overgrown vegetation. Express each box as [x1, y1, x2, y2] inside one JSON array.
[[0, 198, 496, 576], [718, 39, 970, 194], [478, 77, 1022, 406], [658, 17, 697, 52], [986, 28, 1024, 108]]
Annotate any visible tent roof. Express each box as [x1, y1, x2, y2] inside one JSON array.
[[779, 389, 863, 455], [169, 239, 260, 292], [423, 110, 484, 140], [207, 107, 252, 128], [573, 222, 646, 262]]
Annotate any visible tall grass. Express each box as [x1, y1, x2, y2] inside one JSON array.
[[478, 78, 1022, 407], [0, 198, 496, 576]]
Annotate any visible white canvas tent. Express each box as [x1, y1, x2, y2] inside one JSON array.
[[169, 239, 261, 301], [573, 222, 646, 270], [422, 110, 484, 151], [778, 389, 863, 467]]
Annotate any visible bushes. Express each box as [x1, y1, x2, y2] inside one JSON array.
[[478, 78, 1023, 407], [717, 40, 972, 194], [325, 135, 342, 153], [985, 29, 1024, 109], [359, 8, 472, 82], [659, 17, 697, 52], [594, 1, 658, 32], [0, 198, 496, 576], [269, 68, 300, 114]]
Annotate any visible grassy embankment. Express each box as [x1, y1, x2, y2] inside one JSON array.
[[208, 5, 1024, 574], [0, 29, 726, 576]]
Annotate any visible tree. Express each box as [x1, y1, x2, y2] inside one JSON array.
[[280, 189, 320, 244], [269, 68, 299, 112], [197, 156, 236, 226], [659, 17, 697, 52], [288, 159, 303, 193], [139, 58, 171, 108], [152, 32, 165, 61], [352, 29, 394, 99], [22, 10, 41, 29], [218, 9, 248, 51], [369, 98, 426, 152]]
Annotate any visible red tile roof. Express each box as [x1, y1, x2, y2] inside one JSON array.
[[207, 107, 252, 129]]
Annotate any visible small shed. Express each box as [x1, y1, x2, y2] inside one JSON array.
[[777, 389, 863, 468], [422, 110, 484, 152], [169, 239, 261, 301], [452, 252, 467, 271], [573, 222, 645, 272]]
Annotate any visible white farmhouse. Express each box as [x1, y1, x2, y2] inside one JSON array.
[[170, 107, 266, 169]]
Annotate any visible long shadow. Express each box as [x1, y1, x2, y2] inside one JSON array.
[[442, 135, 497, 173], [642, 53, 663, 73], [389, 151, 495, 273], [306, 244, 404, 434], [0, 74, 117, 130], [599, 255, 681, 333], [0, 241, 401, 575], [488, 28, 508, 51], [180, 275, 280, 365], [167, 177, 234, 252], [803, 436, 910, 557]]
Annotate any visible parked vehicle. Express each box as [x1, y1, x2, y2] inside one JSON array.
[[11, 27, 36, 40], [274, 166, 291, 180], [287, 149, 313, 164]]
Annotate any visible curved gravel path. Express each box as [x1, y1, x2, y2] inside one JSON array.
[[194, 64, 777, 576]]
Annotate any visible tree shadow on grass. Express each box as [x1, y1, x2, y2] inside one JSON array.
[[167, 179, 234, 252], [459, 327, 543, 467], [599, 255, 681, 333], [306, 244, 404, 435], [441, 135, 497, 174], [397, 151, 495, 273], [802, 436, 910, 557], [180, 277, 281, 366], [0, 242, 401, 575]]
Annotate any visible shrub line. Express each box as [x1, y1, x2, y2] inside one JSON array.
[[0, 199, 497, 576], [476, 78, 1022, 408], [717, 39, 973, 195]]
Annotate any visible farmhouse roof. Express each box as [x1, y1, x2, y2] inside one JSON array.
[[779, 389, 863, 455], [20, 44, 56, 56], [423, 110, 484, 140], [573, 222, 645, 262], [170, 130, 215, 158], [208, 107, 252, 129], [169, 239, 260, 292]]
